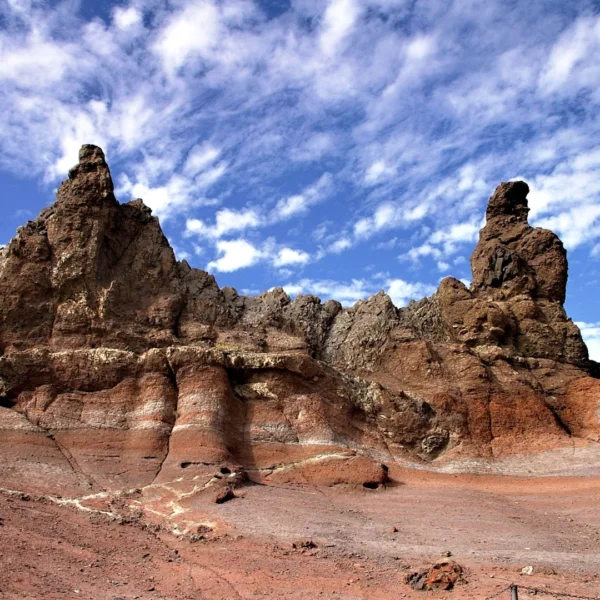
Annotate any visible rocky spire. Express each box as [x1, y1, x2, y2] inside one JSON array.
[[485, 180, 530, 223], [470, 180, 568, 303], [57, 144, 115, 205]]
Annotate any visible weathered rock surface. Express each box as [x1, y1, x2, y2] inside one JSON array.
[[406, 560, 465, 591], [0, 146, 598, 506]]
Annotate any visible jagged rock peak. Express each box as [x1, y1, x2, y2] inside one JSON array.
[[78, 144, 108, 166], [469, 177, 570, 305], [60, 144, 114, 202], [486, 180, 530, 223]]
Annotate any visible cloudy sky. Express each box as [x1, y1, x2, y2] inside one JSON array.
[[0, 0, 599, 359]]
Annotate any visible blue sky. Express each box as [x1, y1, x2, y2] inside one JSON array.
[[0, 0, 599, 359]]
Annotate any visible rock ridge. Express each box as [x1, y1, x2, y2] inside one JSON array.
[[0, 146, 598, 503]]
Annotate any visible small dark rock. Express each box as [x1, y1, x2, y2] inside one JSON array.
[[292, 540, 318, 550], [214, 487, 236, 504]]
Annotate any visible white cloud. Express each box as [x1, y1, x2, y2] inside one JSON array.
[[405, 35, 436, 61], [283, 277, 373, 306], [328, 237, 352, 254], [271, 173, 334, 222], [376, 237, 398, 250], [352, 200, 429, 244], [113, 6, 142, 30], [207, 239, 264, 272], [528, 148, 600, 219], [6, 0, 32, 12], [186, 207, 261, 239], [404, 204, 428, 221], [386, 278, 436, 307], [206, 238, 311, 272], [403, 219, 481, 264], [195, 163, 228, 189], [539, 16, 600, 95], [429, 220, 480, 247], [290, 133, 335, 162], [372, 203, 397, 230], [184, 143, 221, 177], [319, 0, 361, 58], [405, 243, 442, 262], [535, 205, 600, 250], [364, 160, 395, 185], [353, 217, 371, 238], [115, 93, 156, 149], [0, 30, 75, 88], [118, 173, 212, 219], [576, 321, 600, 362], [273, 248, 310, 267], [282, 275, 435, 307], [273, 194, 307, 221], [172, 245, 192, 261], [154, 2, 222, 74], [432, 220, 480, 252], [183, 172, 334, 241]]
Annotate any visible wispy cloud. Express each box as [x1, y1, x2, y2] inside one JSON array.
[[272, 173, 334, 222], [184, 172, 333, 238]]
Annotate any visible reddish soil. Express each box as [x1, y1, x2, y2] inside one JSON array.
[[2, 470, 600, 600]]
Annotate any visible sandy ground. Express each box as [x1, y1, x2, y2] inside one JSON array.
[[1, 469, 600, 600]]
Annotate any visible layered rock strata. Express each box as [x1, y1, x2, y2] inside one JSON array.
[[0, 146, 598, 500]]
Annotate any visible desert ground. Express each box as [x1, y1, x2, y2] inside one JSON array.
[[2, 466, 599, 600]]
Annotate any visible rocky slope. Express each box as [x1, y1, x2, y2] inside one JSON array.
[[0, 146, 598, 514]]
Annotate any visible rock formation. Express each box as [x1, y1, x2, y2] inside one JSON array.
[[0, 146, 598, 508]]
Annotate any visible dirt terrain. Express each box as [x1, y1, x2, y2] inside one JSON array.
[[2, 470, 599, 600]]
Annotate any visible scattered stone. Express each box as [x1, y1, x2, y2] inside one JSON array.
[[292, 540, 318, 550], [197, 525, 213, 535], [405, 561, 464, 591], [521, 565, 534, 576], [189, 534, 207, 544], [214, 487, 236, 504]]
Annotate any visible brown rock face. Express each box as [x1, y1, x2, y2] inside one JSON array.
[[0, 149, 598, 506], [471, 181, 568, 303]]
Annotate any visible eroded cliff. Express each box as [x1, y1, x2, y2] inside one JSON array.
[[0, 146, 598, 513]]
